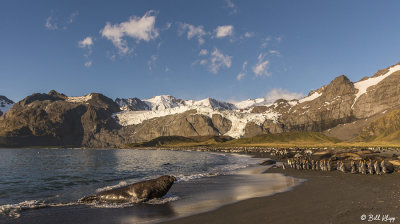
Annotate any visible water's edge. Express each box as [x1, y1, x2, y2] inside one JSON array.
[[0, 148, 304, 224]]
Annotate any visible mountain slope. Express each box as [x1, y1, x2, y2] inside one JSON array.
[[357, 110, 400, 143], [2, 62, 400, 147], [0, 91, 121, 147], [0, 95, 14, 116]]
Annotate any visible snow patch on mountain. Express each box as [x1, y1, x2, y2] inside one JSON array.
[[114, 94, 296, 138], [114, 102, 280, 138], [144, 95, 185, 111], [118, 95, 238, 112], [67, 94, 93, 103], [288, 100, 299, 106], [352, 64, 400, 109], [222, 110, 279, 138], [234, 98, 268, 109], [190, 98, 236, 110], [115, 98, 150, 111], [114, 106, 192, 126], [0, 96, 14, 115], [299, 91, 322, 103]]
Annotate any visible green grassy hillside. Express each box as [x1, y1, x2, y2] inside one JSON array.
[[224, 132, 340, 146], [126, 132, 340, 148], [126, 135, 233, 147]]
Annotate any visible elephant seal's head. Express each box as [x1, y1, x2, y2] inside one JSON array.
[[160, 175, 177, 183]]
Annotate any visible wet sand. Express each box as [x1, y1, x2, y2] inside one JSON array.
[[162, 167, 400, 224], [0, 165, 299, 224]]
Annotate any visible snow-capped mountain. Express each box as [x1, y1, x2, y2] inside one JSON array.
[[234, 97, 269, 109], [116, 95, 237, 111], [115, 97, 150, 111], [144, 95, 186, 111], [187, 98, 236, 110], [0, 95, 14, 116], [3, 61, 400, 148], [114, 95, 281, 138], [112, 62, 400, 140]]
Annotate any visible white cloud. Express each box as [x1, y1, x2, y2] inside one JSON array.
[[45, 16, 58, 30], [84, 61, 92, 67], [179, 23, 207, 45], [269, 50, 280, 56], [209, 48, 232, 74], [67, 11, 78, 24], [215, 25, 234, 38], [101, 11, 159, 54], [265, 88, 303, 103], [225, 0, 238, 14], [148, 54, 158, 71], [236, 73, 245, 80], [253, 53, 270, 77], [236, 61, 247, 81], [243, 32, 254, 38], [242, 61, 248, 70], [199, 49, 208, 56], [165, 67, 169, 72], [276, 36, 283, 43], [200, 59, 207, 65], [78, 36, 94, 49], [164, 22, 172, 30], [79, 37, 94, 65], [261, 36, 271, 48], [45, 11, 78, 30]]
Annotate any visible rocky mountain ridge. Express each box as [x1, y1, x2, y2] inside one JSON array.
[[0, 95, 14, 117], [1, 62, 400, 147]]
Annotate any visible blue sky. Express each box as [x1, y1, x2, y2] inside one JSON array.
[[2, 0, 400, 102]]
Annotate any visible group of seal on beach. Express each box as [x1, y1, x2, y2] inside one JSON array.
[[79, 175, 177, 203], [285, 157, 392, 174]]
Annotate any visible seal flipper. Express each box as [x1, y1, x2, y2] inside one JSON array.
[[140, 189, 150, 201]]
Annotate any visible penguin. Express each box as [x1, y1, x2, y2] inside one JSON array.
[[361, 160, 367, 175], [341, 161, 345, 172], [350, 160, 357, 174], [374, 160, 381, 175], [282, 162, 286, 170], [367, 160, 374, 175], [358, 160, 363, 173], [307, 159, 311, 170], [311, 160, 316, 170], [336, 161, 341, 172], [381, 160, 387, 174], [327, 159, 332, 171]]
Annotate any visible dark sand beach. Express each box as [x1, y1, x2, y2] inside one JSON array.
[[162, 167, 400, 224]]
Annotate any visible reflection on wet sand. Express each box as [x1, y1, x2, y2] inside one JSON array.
[[121, 166, 302, 224]]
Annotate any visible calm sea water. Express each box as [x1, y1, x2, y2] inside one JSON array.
[[0, 148, 300, 223]]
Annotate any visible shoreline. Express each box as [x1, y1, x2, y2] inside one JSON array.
[[0, 150, 293, 224], [3, 147, 400, 224], [161, 167, 400, 224]]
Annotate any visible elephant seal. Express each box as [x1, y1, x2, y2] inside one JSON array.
[[79, 175, 177, 203]]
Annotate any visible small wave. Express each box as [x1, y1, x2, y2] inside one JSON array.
[[176, 172, 221, 182], [83, 194, 179, 208], [146, 195, 179, 205], [175, 159, 256, 183], [0, 200, 79, 218]]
